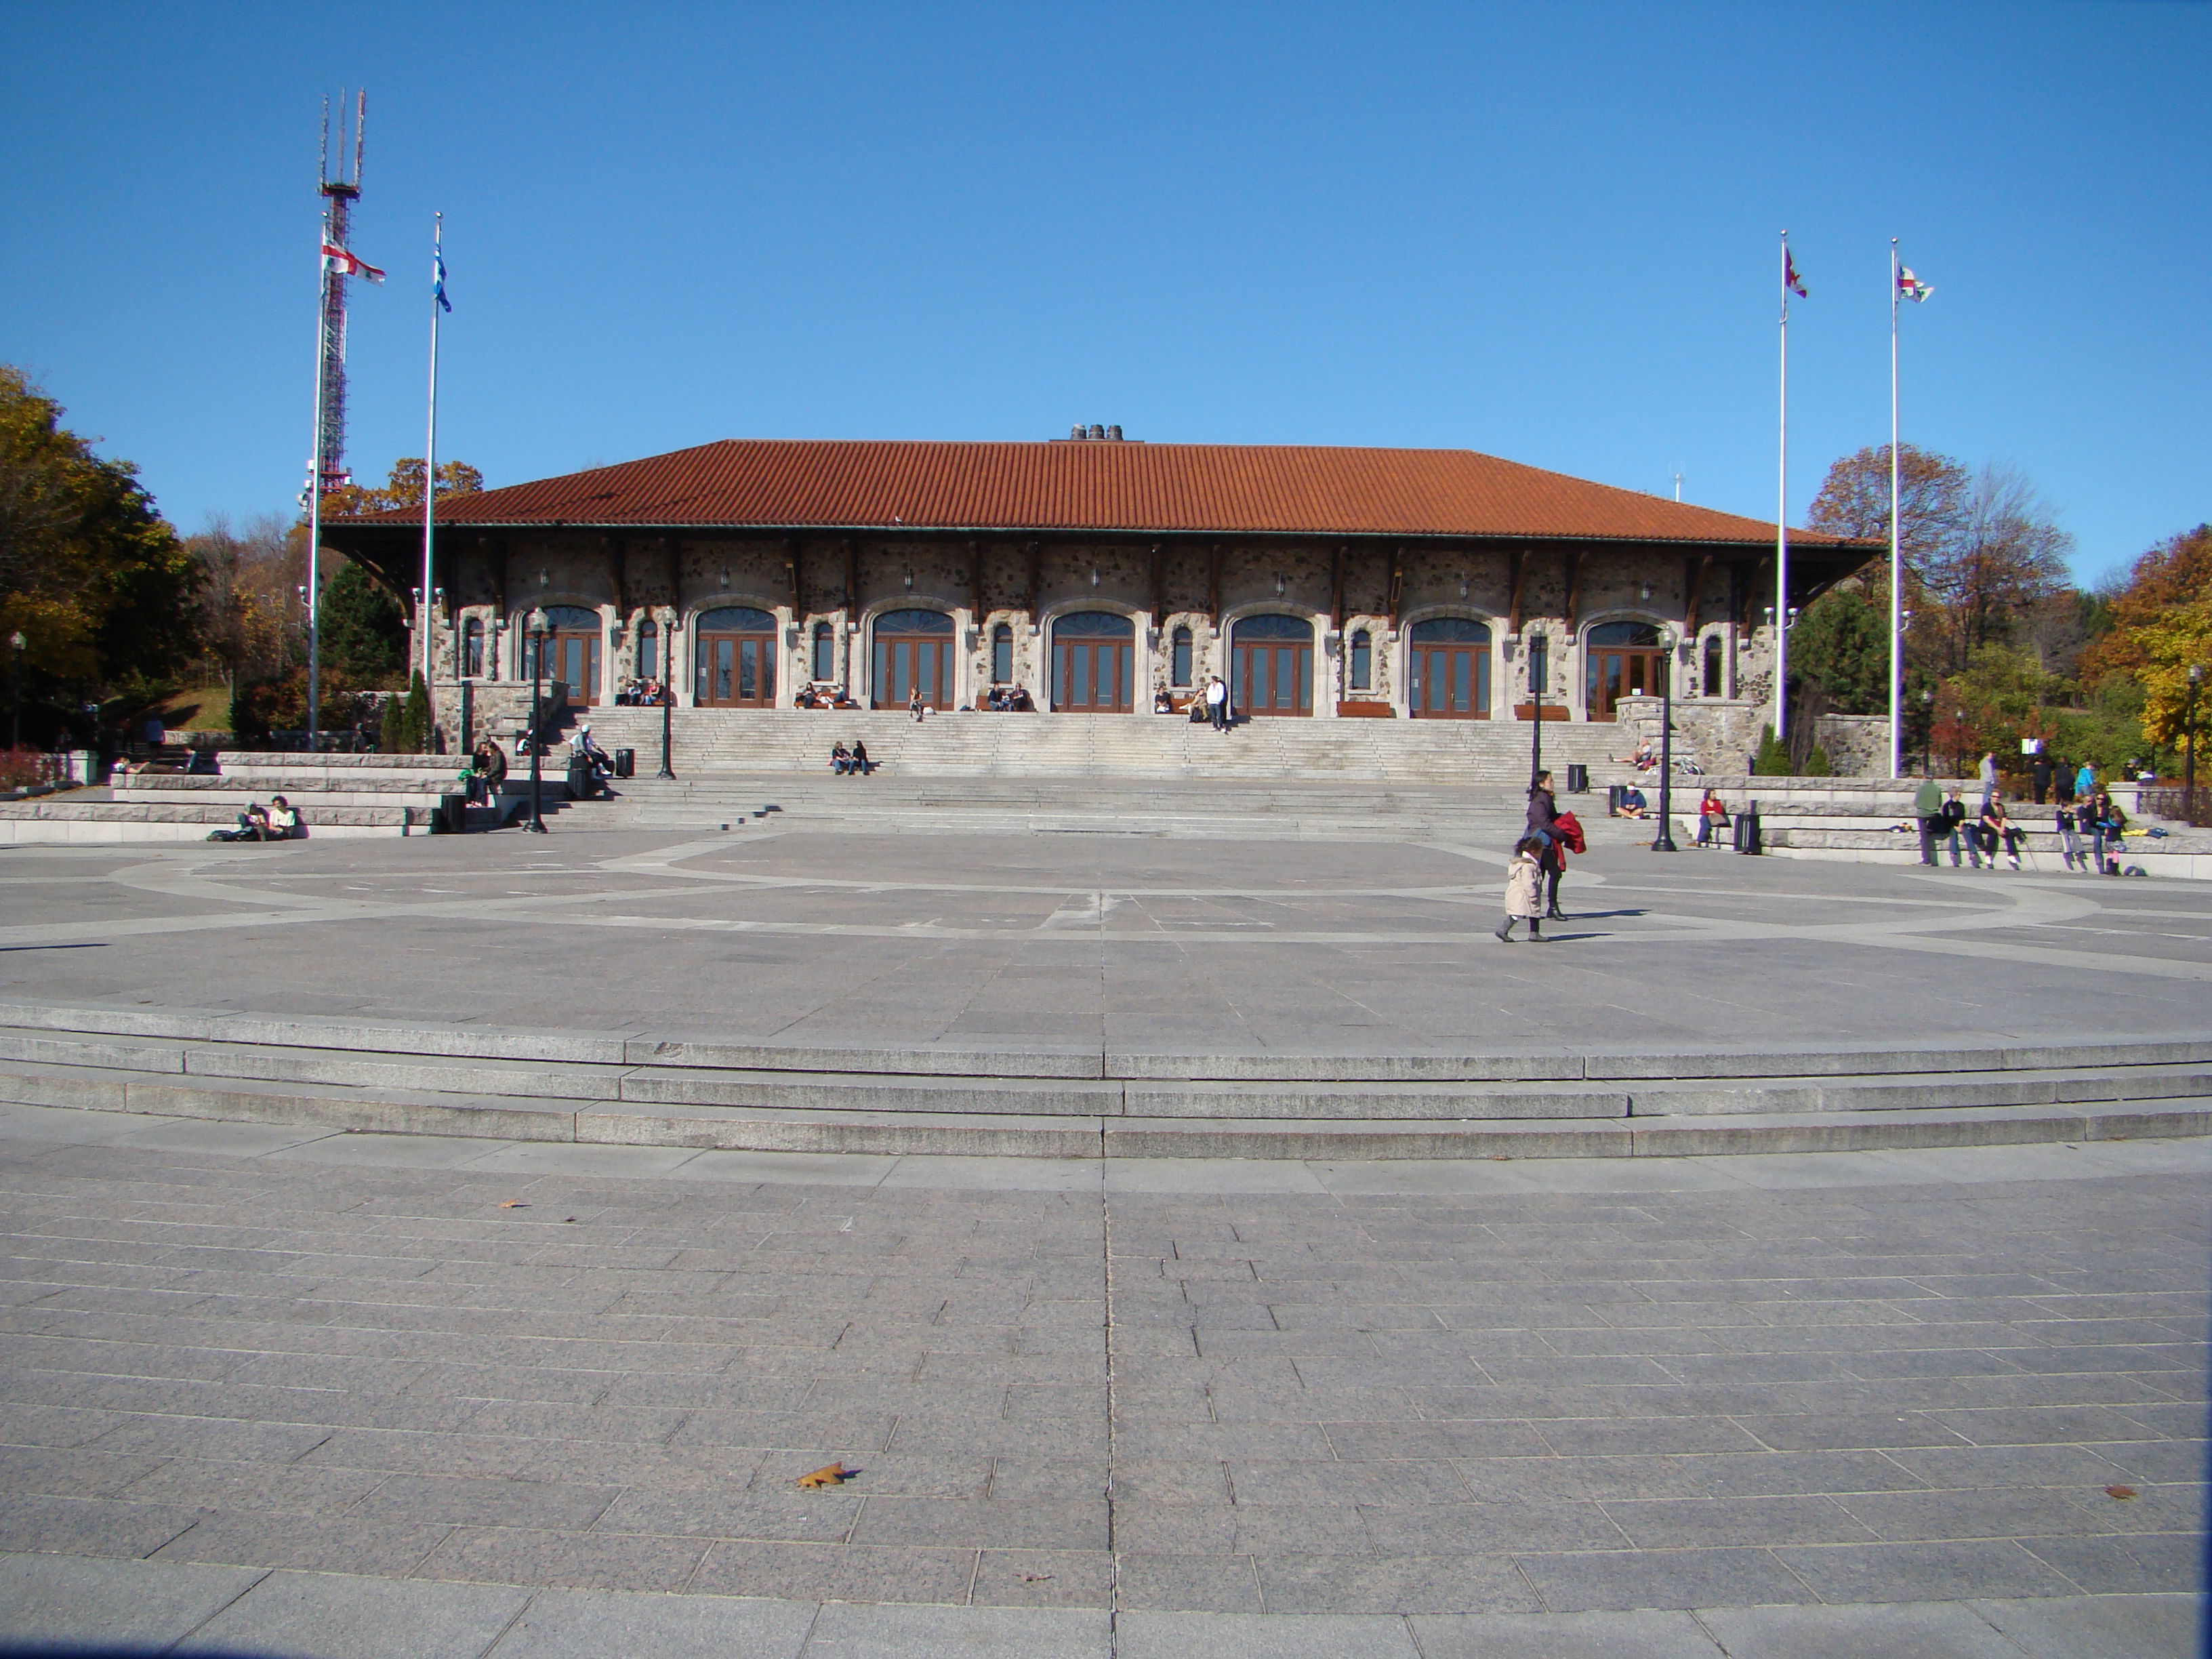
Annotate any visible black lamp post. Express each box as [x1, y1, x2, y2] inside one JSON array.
[[1528, 632, 1547, 786], [656, 615, 676, 779], [2186, 663, 2203, 823], [7, 631, 22, 753], [1652, 626, 1678, 852], [525, 607, 549, 834]]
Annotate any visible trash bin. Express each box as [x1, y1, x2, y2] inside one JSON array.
[[565, 754, 591, 800], [435, 793, 467, 834], [1733, 803, 1761, 855], [613, 747, 635, 779], [1607, 783, 1626, 817], [1566, 762, 1590, 793]]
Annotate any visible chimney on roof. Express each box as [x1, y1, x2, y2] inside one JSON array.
[[1089, 424, 1106, 441], [1058, 424, 1132, 442], [1070, 424, 1084, 440]]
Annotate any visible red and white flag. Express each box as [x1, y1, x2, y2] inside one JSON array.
[[321, 239, 385, 283], [1784, 249, 1807, 299], [1898, 265, 1933, 302]]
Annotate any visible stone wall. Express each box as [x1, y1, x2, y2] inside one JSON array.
[[383, 531, 1800, 722]]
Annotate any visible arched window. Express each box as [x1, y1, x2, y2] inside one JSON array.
[[1349, 628, 1372, 691], [991, 622, 1013, 685], [1408, 618, 1491, 718], [1170, 626, 1192, 687], [1702, 633, 1723, 697], [813, 621, 836, 683], [462, 617, 484, 678], [636, 617, 657, 682]]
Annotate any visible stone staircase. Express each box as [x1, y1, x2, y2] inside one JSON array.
[[0, 998, 2203, 1160], [573, 706, 1639, 785]]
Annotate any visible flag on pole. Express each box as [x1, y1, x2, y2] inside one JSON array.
[[1898, 265, 1933, 302], [321, 239, 385, 283], [1784, 248, 1807, 298], [434, 249, 451, 313]]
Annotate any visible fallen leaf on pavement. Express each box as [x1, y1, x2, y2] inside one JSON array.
[[2105, 1485, 2137, 1500], [498, 1201, 529, 1209], [797, 1462, 851, 1488]]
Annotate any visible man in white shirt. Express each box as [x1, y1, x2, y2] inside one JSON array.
[[1206, 675, 1227, 733]]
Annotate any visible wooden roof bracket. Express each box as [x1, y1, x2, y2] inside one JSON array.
[[1207, 544, 1221, 628], [968, 539, 983, 621], [786, 539, 803, 616], [1506, 546, 1527, 636], [1330, 545, 1346, 632], [1149, 543, 1166, 630], [1025, 541, 1042, 618], [1683, 552, 1713, 636], [1387, 546, 1404, 631], [843, 539, 858, 612], [1562, 547, 1586, 628]]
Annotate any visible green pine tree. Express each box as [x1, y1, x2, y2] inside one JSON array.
[[1752, 724, 1793, 776]]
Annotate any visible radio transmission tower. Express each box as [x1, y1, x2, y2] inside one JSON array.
[[314, 90, 366, 493]]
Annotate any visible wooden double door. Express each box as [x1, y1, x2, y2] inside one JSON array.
[[1052, 612, 1135, 712], [1584, 621, 1667, 720], [873, 608, 956, 709], [1408, 618, 1492, 718], [1232, 615, 1313, 717], [523, 607, 603, 706], [694, 607, 778, 708]]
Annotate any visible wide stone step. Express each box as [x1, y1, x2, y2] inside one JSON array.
[[0, 1059, 2200, 1159]]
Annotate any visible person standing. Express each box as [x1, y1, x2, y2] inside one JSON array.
[[1206, 674, 1228, 733], [2074, 760, 2097, 802], [2054, 758, 2076, 810], [1978, 752, 1999, 814], [2030, 748, 2053, 806], [1495, 836, 1547, 943], [1913, 775, 1945, 865]]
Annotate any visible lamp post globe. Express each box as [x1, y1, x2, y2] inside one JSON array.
[[1651, 627, 1678, 853], [525, 608, 550, 834], [2186, 663, 2203, 824], [6, 631, 22, 754], [657, 613, 676, 779]]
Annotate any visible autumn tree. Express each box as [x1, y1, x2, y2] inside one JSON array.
[[2083, 525, 2212, 759], [0, 365, 203, 709], [187, 514, 305, 691]]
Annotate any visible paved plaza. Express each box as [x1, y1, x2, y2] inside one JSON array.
[[0, 819, 2205, 1654], [0, 818, 2205, 1053]]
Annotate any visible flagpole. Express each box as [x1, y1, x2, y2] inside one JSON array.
[[306, 239, 327, 751], [1775, 231, 1790, 746], [1889, 239, 1903, 779], [422, 212, 441, 737]]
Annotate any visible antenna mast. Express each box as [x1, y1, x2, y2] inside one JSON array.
[[315, 89, 364, 495]]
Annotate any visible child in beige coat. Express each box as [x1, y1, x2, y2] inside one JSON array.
[[1496, 837, 1547, 943]]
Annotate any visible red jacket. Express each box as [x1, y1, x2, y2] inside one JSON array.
[[1553, 811, 1586, 856]]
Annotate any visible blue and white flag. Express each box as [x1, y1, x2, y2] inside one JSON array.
[[434, 250, 452, 313]]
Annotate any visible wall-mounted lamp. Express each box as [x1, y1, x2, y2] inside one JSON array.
[[1640, 583, 1652, 602], [537, 569, 549, 588], [1090, 569, 1099, 588], [1274, 573, 1286, 597], [903, 569, 914, 592]]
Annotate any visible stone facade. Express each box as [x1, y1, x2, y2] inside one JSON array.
[[389, 531, 1799, 729]]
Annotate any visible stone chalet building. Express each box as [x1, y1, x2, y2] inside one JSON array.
[[326, 432, 1875, 740]]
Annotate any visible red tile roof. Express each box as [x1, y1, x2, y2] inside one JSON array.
[[342, 440, 1859, 547]]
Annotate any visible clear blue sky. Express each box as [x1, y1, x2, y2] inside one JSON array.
[[4, 2, 2205, 582]]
